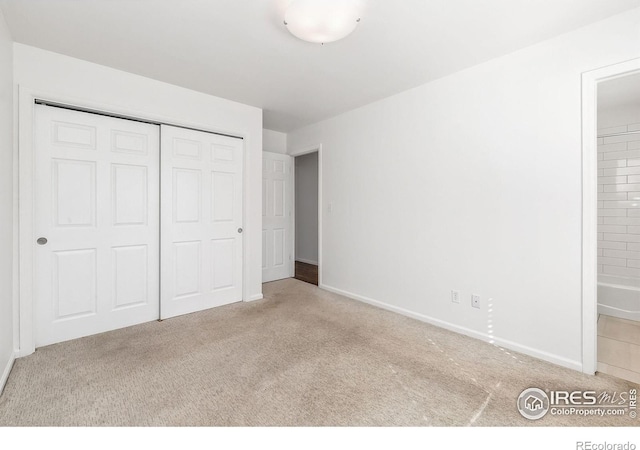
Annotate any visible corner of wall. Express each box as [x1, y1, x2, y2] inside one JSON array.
[[262, 128, 288, 154], [0, 3, 15, 387]]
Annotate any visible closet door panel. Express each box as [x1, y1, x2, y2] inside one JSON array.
[[34, 104, 160, 346], [161, 125, 243, 319]]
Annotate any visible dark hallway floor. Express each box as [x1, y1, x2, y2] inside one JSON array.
[[294, 261, 318, 285]]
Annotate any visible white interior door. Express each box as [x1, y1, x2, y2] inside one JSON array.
[[34, 105, 160, 347], [262, 152, 293, 282], [161, 125, 244, 319]]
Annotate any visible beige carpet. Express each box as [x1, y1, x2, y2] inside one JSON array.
[[0, 278, 637, 426]]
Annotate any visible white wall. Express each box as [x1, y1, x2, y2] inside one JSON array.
[[288, 8, 640, 370], [295, 152, 318, 264], [13, 44, 263, 354], [0, 9, 14, 391], [263, 129, 287, 154], [599, 104, 640, 130]]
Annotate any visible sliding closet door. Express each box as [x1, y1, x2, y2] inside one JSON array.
[[34, 104, 160, 346], [160, 125, 244, 319]]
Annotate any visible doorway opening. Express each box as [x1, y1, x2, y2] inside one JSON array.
[[594, 72, 640, 384], [293, 151, 319, 286], [582, 58, 640, 376], [261, 144, 322, 286]]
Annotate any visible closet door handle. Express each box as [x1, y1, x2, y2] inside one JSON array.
[[237, 228, 243, 234]]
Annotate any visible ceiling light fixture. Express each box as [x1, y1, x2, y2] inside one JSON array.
[[284, 0, 362, 44]]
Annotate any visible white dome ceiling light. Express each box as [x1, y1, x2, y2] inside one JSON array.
[[284, 0, 362, 44]]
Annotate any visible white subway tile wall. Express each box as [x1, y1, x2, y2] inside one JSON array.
[[598, 122, 640, 280]]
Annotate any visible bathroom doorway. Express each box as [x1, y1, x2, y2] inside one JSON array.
[[595, 71, 640, 383]]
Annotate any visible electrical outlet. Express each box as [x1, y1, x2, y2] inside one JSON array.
[[451, 290, 460, 303], [471, 294, 481, 309]]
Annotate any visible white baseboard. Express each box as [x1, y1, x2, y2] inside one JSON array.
[[295, 258, 318, 266], [246, 293, 264, 302], [0, 351, 16, 396], [320, 284, 582, 372]]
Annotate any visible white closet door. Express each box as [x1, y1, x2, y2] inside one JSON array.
[[34, 105, 160, 347], [262, 152, 293, 282], [160, 125, 244, 319]]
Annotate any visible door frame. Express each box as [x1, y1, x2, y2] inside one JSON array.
[[581, 58, 640, 374], [289, 144, 323, 285], [17, 86, 251, 357]]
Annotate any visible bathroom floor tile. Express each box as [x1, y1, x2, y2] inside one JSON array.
[[597, 362, 640, 385], [598, 315, 640, 346], [598, 336, 640, 373]]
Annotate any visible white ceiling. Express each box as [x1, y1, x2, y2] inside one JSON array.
[[1, 0, 639, 132], [599, 72, 640, 111]]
